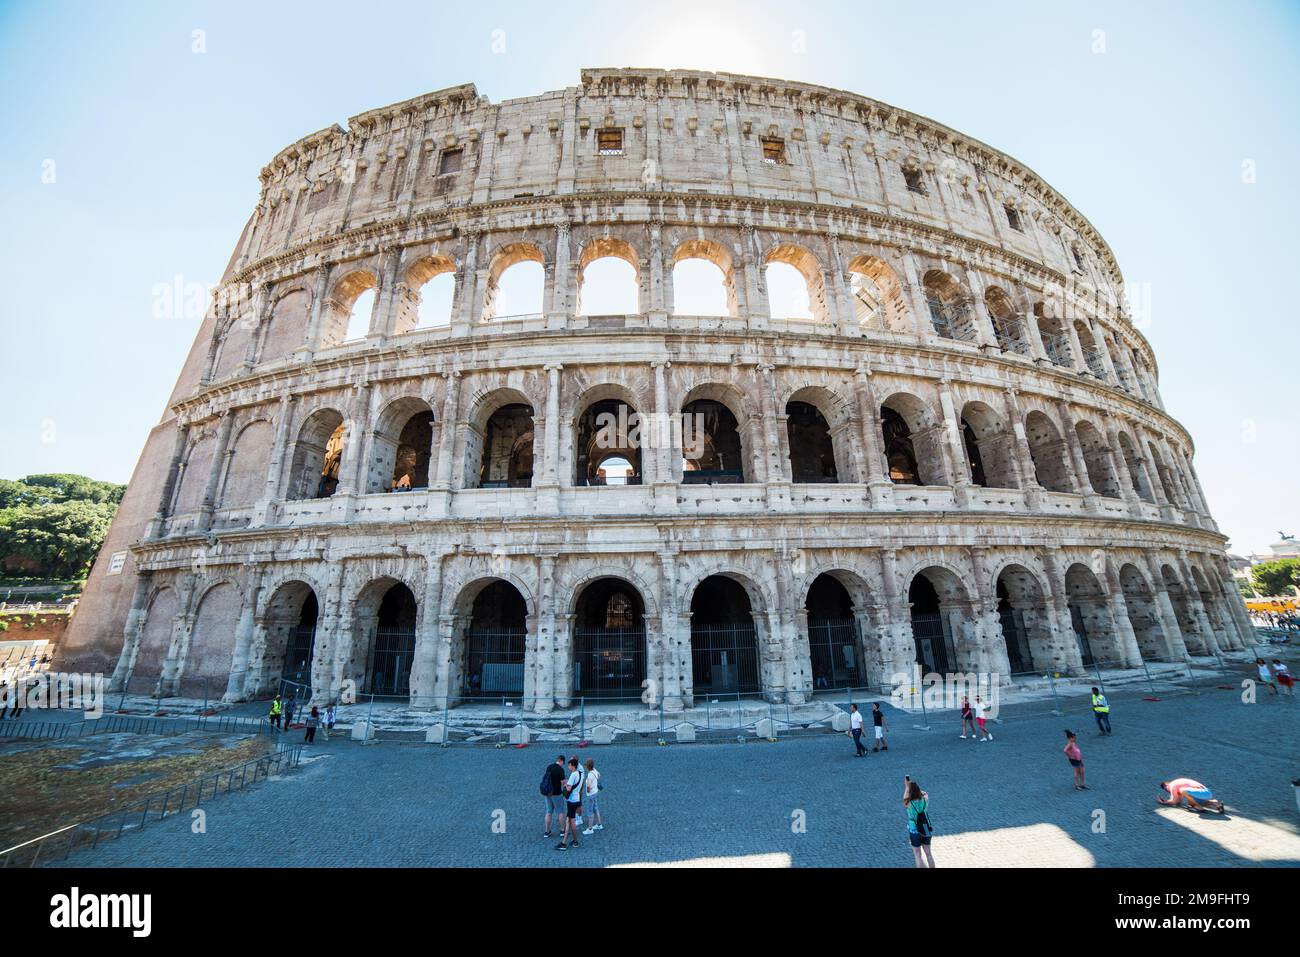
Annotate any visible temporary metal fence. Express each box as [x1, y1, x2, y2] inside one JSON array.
[[0, 711, 270, 740], [0, 743, 304, 867]]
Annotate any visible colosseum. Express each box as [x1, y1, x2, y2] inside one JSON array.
[[59, 67, 1253, 713]]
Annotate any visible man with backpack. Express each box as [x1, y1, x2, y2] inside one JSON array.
[[541, 755, 566, 838]]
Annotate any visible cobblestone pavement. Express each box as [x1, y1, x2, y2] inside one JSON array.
[[50, 684, 1300, 867]]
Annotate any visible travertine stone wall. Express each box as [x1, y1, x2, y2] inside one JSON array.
[[58, 69, 1248, 711]]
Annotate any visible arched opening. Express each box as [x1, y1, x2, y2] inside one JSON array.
[[321, 270, 379, 346], [908, 570, 962, 674], [1191, 566, 1231, 651], [881, 394, 946, 486], [1117, 432, 1155, 503], [1035, 304, 1073, 367], [1147, 443, 1181, 507], [764, 244, 826, 322], [785, 400, 838, 483], [403, 256, 457, 331], [960, 401, 1017, 489], [573, 578, 647, 698], [984, 287, 1029, 355], [577, 239, 639, 316], [846, 255, 907, 332], [923, 270, 976, 341], [1074, 321, 1107, 377], [351, 581, 417, 697], [1119, 564, 1170, 660], [257, 583, 320, 696], [129, 587, 178, 694], [671, 240, 735, 316], [1076, 421, 1120, 497], [805, 574, 861, 689], [368, 398, 434, 493], [462, 580, 528, 698], [690, 575, 761, 694], [1064, 564, 1119, 667], [466, 395, 535, 489], [995, 566, 1051, 674], [1162, 565, 1205, 655], [1024, 410, 1074, 493], [219, 420, 273, 508], [574, 397, 643, 486], [483, 244, 545, 321], [288, 409, 345, 500], [682, 397, 745, 484]]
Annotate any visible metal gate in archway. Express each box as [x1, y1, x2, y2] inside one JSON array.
[[807, 618, 860, 690], [690, 623, 761, 694], [999, 606, 1032, 674], [283, 622, 316, 690], [911, 612, 953, 674], [1070, 605, 1096, 668], [464, 629, 526, 697], [370, 627, 415, 696], [574, 627, 646, 698]]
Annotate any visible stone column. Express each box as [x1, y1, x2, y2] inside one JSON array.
[[537, 363, 562, 513], [450, 232, 480, 337], [108, 574, 153, 693], [197, 412, 236, 532], [312, 564, 346, 704], [1002, 388, 1042, 510], [429, 370, 461, 516], [1055, 400, 1099, 510], [894, 249, 935, 337], [1177, 552, 1221, 655], [970, 547, 1011, 681], [758, 362, 790, 510], [740, 225, 770, 327], [157, 573, 198, 697], [1137, 429, 1178, 521], [1041, 548, 1085, 675], [409, 555, 444, 709], [937, 379, 972, 506], [648, 220, 668, 325], [853, 366, 893, 507], [253, 393, 296, 526], [1144, 554, 1190, 660], [825, 232, 855, 336], [544, 221, 573, 329], [147, 422, 192, 538], [657, 549, 684, 711], [223, 569, 263, 702], [650, 360, 676, 513], [960, 264, 999, 350], [878, 549, 915, 683], [532, 554, 557, 713], [297, 264, 331, 358]]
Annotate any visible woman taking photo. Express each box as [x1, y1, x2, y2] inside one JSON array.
[[903, 775, 935, 868]]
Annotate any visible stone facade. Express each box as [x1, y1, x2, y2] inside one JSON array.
[[58, 68, 1252, 711]]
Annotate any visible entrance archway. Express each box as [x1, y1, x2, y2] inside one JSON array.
[[805, 574, 860, 689], [573, 578, 647, 698], [367, 583, 417, 696], [690, 575, 761, 694], [462, 580, 528, 697]]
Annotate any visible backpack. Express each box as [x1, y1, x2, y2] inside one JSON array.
[[912, 800, 934, 838], [540, 766, 556, 797]]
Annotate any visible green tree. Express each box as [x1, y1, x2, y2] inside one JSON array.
[[0, 500, 116, 579], [1250, 559, 1300, 597]]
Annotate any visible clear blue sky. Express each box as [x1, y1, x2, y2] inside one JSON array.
[[1, 0, 1296, 556]]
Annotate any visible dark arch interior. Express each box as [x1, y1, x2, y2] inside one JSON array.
[[464, 580, 528, 697], [690, 575, 760, 694], [806, 574, 860, 690], [881, 407, 920, 485], [371, 583, 417, 696], [574, 578, 647, 698], [682, 399, 744, 483], [961, 419, 987, 486], [282, 591, 318, 688], [391, 411, 433, 490], [786, 401, 838, 483], [480, 404, 534, 488], [908, 574, 954, 674], [995, 576, 1033, 674]]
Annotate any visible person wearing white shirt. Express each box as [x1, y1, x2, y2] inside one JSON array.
[[556, 757, 585, 850], [581, 758, 604, 835], [848, 703, 868, 757]]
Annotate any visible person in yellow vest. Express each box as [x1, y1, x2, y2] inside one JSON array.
[[269, 693, 284, 732], [1090, 687, 1111, 735]]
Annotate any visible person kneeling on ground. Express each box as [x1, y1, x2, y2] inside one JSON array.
[[1159, 778, 1224, 813]]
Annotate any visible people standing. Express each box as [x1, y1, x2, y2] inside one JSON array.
[[284, 692, 298, 729], [269, 694, 283, 732], [849, 703, 868, 756], [556, 757, 585, 850], [1255, 659, 1278, 696], [581, 758, 604, 835], [304, 706, 320, 744], [903, 776, 935, 868], [960, 695, 976, 739], [541, 754, 566, 838], [1271, 659, 1294, 697], [321, 703, 336, 741], [871, 702, 889, 751], [1091, 687, 1112, 735], [974, 696, 993, 741], [1063, 730, 1087, 790]]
